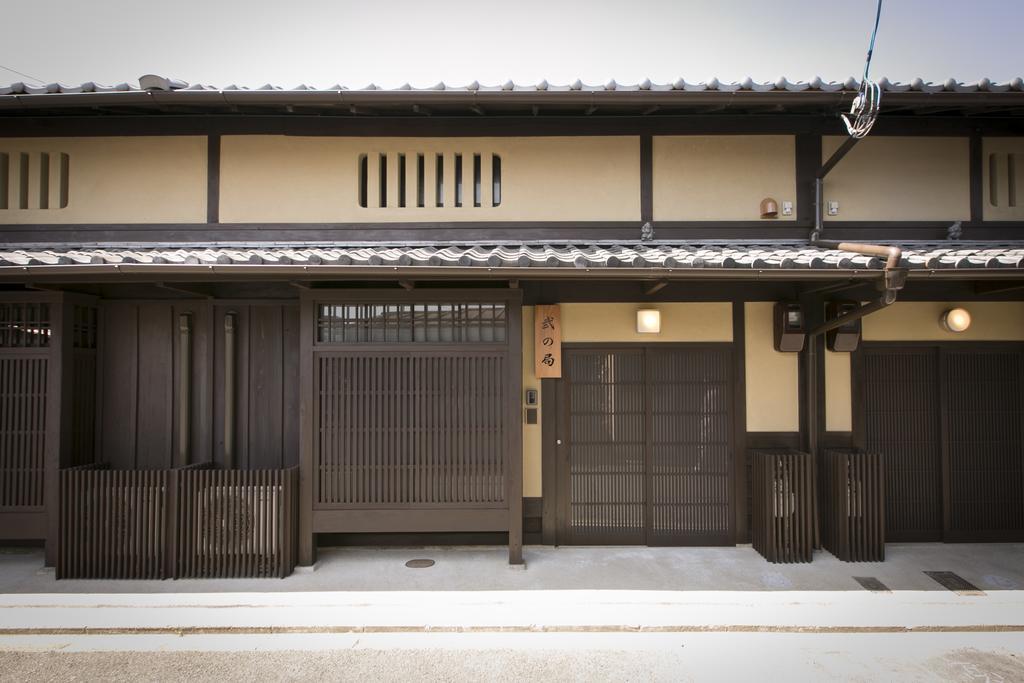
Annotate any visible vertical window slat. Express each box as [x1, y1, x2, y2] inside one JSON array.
[[492, 154, 502, 207], [1008, 153, 1017, 208], [473, 153, 481, 207], [989, 153, 999, 207], [18, 153, 29, 210], [59, 153, 70, 209], [416, 154, 425, 208], [435, 153, 444, 207], [0, 153, 9, 210], [38, 153, 49, 210]]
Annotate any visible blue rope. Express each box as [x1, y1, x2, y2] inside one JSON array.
[[863, 0, 884, 82]]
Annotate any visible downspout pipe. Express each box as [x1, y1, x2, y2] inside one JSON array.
[[810, 133, 904, 335], [806, 239, 904, 338]]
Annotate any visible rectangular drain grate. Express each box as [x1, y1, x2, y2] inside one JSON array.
[[853, 576, 890, 592], [924, 571, 985, 595]]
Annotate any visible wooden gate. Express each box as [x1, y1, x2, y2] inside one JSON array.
[[306, 293, 522, 547], [556, 346, 734, 546], [862, 344, 1024, 542]]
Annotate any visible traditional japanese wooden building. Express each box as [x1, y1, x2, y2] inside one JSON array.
[[0, 75, 1022, 576]]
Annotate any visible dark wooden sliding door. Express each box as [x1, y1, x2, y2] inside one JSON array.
[[862, 344, 1024, 542], [556, 345, 734, 546]]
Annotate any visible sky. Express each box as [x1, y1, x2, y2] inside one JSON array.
[[2, 0, 1022, 89]]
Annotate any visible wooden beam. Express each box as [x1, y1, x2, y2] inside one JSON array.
[[644, 280, 669, 296], [799, 280, 865, 296], [974, 280, 1024, 296], [155, 282, 214, 299], [26, 283, 99, 296], [348, 105, 377, 116]]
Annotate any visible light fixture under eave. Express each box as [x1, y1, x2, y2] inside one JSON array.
[[941, 307, 971, 333], [636, 309, 661, 334]]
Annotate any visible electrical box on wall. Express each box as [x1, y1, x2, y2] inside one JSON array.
[[773, 302, 806, 352], [825, 301, 862, 352], [524, 388, 539, 425]]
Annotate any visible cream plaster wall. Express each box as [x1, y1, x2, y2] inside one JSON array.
[[653, 135, 796, 221], [982, 137, 1024, 221], [522, 306, 543, 498], [744, 302, 800, 432], [822, 136, 970, 222], [825, 350, 852, 432], [863, 301, 1024, 341], [219, 136, 640, 223], [559, 302, 733, 342], [0, 137, 207, 224]]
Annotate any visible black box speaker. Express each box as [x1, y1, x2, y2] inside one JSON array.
[[773, 302, 806, 352], [825, 300, 862, 352]]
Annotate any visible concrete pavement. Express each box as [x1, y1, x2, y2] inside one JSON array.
[[2, 543, 1023, 680], [2, 542, 1023, 593]]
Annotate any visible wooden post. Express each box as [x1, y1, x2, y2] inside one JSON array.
[[44, 294, 71, 566], [298, 292, 316, 565], [508, 292, 524, 565]]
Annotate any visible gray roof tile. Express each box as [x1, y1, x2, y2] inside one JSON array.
[[3, 75, 1024, 97], [1, 242, 1023, 272]]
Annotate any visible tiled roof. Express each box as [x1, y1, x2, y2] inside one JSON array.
[[1, 242, 1023, 271], [3, 76, 1024, 96]]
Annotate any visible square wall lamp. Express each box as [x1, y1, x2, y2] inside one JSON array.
[[636, 309, 661, 334]]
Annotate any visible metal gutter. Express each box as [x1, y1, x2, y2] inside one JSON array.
[[0, 263, 1018, 283], [4, 90, 1023, 113]]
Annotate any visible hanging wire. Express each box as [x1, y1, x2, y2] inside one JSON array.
[[842, 0, 884, 138], [0, 63, 45, 85]]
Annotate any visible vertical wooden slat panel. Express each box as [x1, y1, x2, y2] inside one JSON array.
[[864, 348, 942, 541], [945, 350, 1024, 536], [0, 356, 47, 510], [750, 449, 813, 563], [313, 352, 507, 508]]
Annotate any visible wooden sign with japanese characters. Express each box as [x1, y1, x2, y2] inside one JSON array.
[[534, 304, 562, 378]]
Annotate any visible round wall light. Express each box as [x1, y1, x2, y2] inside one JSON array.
[[636, 309, 661, 334], [941, 307, 971, 333]]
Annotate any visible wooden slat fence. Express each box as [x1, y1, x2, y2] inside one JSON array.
[[177, 468, 298, 579], [59, 464, 167, 579], [750, 449, 814, 563], [0, 356, 48, 511], [821, 449, 885, 562], [58, 466, 298, 580]]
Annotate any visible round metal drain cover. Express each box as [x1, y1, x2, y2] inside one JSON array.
[[405, 559, 435, 569]]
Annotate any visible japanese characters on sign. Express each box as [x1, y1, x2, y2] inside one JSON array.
[[534, 304, 562, 378]]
